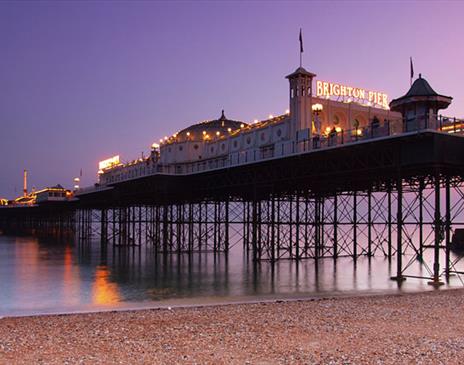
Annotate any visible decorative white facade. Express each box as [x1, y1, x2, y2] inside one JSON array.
[[84, 66, 458, 193]]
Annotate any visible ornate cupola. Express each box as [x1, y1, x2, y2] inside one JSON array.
[[286, 67, 316, 139], [389, 74, 452, 130]]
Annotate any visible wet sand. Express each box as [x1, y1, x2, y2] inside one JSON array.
[[1, 289, 464, 364]]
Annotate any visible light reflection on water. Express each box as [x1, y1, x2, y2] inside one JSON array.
[[0, 234, 462, 316]]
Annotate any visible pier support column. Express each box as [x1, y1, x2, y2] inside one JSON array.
[[392, 177, 406, 282], [224, 198, 230, 253], [445, 177, 451, 279], [333, 194, 338, 259], [295, 192, 300, 260], [353, 192, 357, 259], [387, 187, 392, 260], [418, 179, 425, 260], [271, 194, 276, 263], [367, 188, 372, 257], [429, 174, 444, 286], [100, 208, 107, 244], [251, 199, 258, 262]]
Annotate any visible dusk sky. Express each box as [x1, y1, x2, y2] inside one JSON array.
[[0, 1, 463, 198]]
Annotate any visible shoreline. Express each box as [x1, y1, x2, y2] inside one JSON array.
[[2, 289, 464, 363], [1, 285, 453, 319]]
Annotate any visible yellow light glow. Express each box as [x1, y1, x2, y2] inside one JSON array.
[[285, 109, 290, 115], [92, 266, 121, 305], [227, 128, 232, 132], [216, 131, 220, 136], [186, 132, 190, 136], [98, 155, 120, 171], [325, 127, 331, 133], [269, 114, 274, 119], [203, 131, 206, 135], [164, 136, 168, 140], [356, 129, 363, 136], [312, 103, 323, 112], [335, 127, 342, 133], [151, 143, 160, 149], [253, 119, 259, 124], [240, 124, 244, 128]]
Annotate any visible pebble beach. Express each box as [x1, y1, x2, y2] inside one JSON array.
[[1, 290, 464, 364]]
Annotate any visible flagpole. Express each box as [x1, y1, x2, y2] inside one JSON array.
[[410, 57, 414, 87]]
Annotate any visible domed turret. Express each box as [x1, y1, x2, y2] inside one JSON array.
[[176, 110, 246, 142], [389, 74, 452, 131]]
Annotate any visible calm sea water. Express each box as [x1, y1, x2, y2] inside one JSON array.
[[0, 234, 462, 317]]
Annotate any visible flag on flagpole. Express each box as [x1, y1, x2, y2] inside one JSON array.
[[410, 57, 414, 82], [299, 29, 304, 53]]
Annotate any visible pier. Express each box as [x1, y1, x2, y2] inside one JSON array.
[[2, 127, 464, 286], [2, 65, 464, 286]]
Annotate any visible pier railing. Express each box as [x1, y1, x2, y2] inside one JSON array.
[[76, 114, 464, 194], [296, 115, 464, 154]]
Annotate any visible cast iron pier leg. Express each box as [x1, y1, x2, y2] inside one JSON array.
[[429, 175, 444, 286], [392, 177, 406, 282]]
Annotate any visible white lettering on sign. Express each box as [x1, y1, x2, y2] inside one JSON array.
[[316, 80, 388, 108], [98, 155, 120, 172]]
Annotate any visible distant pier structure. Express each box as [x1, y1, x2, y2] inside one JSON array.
[[1, 65, 464, 286]]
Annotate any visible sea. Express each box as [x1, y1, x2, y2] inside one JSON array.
[[0, 234, 462, 317]]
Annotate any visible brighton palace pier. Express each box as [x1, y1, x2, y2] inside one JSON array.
[[2, 62, 464, 285]]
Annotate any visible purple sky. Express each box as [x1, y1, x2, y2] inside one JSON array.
[[0, 1, 463, 198]]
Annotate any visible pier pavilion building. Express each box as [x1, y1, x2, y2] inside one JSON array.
[[94, 65, 428, 187]]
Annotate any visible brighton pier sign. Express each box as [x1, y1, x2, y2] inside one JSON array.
[[316, 80, 389, 108]]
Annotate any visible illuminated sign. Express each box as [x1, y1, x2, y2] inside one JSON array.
[[98, 155, 120, 172], [316, 80, 388, 108]]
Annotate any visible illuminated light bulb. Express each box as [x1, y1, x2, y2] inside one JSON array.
[[186, 132, 190, 136], [253, 119, 259, 124], [285, 109, 290, 115], [335, 127, 342, 132], [357, 129, 363, 136], [325, 127, 331, 133], [312, 103, 323, 112], [164, 136, 168, 140], [203, 131, 206, 135], [227, 128, 232, 132], [216, 131, 220, 136], [347, 98, 352, 103], [159, 139, 163, 143], [240, 124, 244, 128], [269, 114, 274, 119]]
